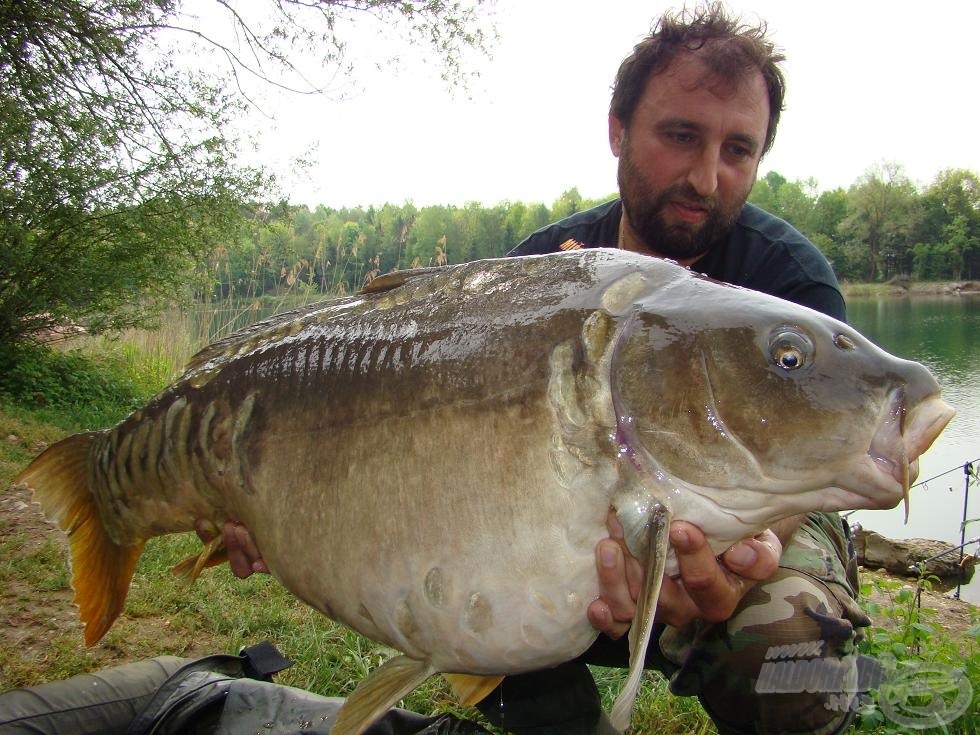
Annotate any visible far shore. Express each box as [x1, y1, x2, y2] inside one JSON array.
[[842, 279, 980, 298]]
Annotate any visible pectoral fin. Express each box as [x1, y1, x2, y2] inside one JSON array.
[[171, 534, 228, 581], [609, 501, 671, 732], [333, 654, 436, 735], [443, 673, 505, 706]]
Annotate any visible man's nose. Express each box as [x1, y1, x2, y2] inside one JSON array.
[[687, 148, 720, 197]]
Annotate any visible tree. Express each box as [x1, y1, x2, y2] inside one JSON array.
[[916, 169, 980, 279], [406, 206, 454, 268], [0, 0, 493, 347], [551, 188, 583, 220], [840, 163, 920, 280], [808, 188, 849, 243]]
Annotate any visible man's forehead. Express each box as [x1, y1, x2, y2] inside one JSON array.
[[639, 51, 769, 134], [656, 49, 767, 101]]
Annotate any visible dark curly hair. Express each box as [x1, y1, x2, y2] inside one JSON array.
[[610, 2, 786, 155]]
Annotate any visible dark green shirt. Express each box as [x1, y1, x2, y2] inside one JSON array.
[[509, 199, 846, 321]]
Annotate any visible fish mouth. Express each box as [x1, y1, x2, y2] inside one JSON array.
[[867, 388, 956, 518]]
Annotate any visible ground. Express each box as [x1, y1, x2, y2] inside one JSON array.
[[0, 486, 229, 684], [859, 565, 977, 640]]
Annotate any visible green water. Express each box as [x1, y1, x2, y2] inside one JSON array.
[[848, 295, 980, 602]]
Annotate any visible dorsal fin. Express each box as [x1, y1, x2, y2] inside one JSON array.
[[358, 266, 446, 295]]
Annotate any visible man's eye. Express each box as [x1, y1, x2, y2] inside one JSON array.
[[727, 144, 753, 160]]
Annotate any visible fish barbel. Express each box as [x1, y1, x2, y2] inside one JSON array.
[[15, 249, 954, 734]]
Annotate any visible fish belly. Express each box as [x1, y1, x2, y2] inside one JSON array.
[[232, 389, 613, 675]]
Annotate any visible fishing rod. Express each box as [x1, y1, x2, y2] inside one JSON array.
[[906, 536, 980, 569]]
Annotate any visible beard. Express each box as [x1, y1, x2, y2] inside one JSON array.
[[617, 137, 745, 261]]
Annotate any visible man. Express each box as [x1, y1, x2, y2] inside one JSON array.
[[217, 5, 870, 734], [473, 5, 868, 735]]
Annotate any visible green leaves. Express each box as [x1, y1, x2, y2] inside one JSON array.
[[750, 166, 980, 283], [0, 1, 495, 349], [857, 573, 979, 734]]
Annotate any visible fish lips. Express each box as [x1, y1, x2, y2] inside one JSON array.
[[865, 387, 956, 512]]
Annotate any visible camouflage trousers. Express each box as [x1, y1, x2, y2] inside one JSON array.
[[476, 512, 870, 735]]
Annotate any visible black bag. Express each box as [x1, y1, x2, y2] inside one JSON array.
[[124, 642, 491, 735]]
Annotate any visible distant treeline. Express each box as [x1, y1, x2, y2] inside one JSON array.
[[200, 166, 979, 302]]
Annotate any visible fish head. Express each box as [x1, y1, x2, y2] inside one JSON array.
[[611, 271, 955, 537]]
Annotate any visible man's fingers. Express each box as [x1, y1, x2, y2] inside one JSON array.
[[590, 538, 636, 639], [195, 519, 217, 543], [605, 509, 643, 601], [596, 539, 637, 619], [652, 573, 699, 628], [722, 529, 781, 581], [224, 522, 269, 578], [587, 599, 631, 639], [669, 522, 719, 593], [670, 521, 745, 623]]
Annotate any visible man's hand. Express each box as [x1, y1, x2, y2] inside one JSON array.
[[195, 520, 269, 578], [587, 514, 785, 638]]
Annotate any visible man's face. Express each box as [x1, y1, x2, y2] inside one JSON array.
[[610, 51, 770, 263]]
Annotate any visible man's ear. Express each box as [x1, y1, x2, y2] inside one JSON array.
[[608, 113, 625, 157]]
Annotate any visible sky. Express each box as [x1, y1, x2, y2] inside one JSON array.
[[222, 0, 980, 209]]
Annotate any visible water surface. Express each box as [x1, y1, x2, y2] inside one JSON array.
[[847, 295, 979, 603]]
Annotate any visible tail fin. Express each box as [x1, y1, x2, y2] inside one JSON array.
[[15, 432, 144, 646]]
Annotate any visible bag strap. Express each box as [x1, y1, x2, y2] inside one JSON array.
[[240, 640, 294, 681]]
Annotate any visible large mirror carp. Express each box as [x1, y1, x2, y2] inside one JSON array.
[[16, 249, 955, 734]]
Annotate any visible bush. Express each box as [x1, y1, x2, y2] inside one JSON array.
[[0, 342, 156, 429]]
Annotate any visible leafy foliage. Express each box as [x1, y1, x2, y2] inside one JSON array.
[[750, 165, 980, 282], [0, 0, 495, 349], [0, 0, 268, 346], [193, 189, 611, 300], [0, 341, 161, 430], [855, 573, 979, 734]]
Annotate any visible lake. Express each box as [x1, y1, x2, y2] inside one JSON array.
[[847, 294, 980, 603]]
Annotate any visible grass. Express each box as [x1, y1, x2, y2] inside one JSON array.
[[1, 323, 977, 734]]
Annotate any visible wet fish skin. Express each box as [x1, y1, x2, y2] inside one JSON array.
[[15, 248, 954, 735]]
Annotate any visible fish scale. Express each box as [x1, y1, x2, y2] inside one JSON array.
[[15, 249, 954, 735]]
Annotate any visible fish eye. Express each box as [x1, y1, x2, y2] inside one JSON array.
[[769, 329, 812, 371]]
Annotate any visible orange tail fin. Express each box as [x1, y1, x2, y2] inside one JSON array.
[[15, 432, 144, 646]]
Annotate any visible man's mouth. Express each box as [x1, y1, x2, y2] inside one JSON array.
[[667, 200, 710, 224]]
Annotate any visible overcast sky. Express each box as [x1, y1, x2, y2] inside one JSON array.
[[228, 0, 980, 209]]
